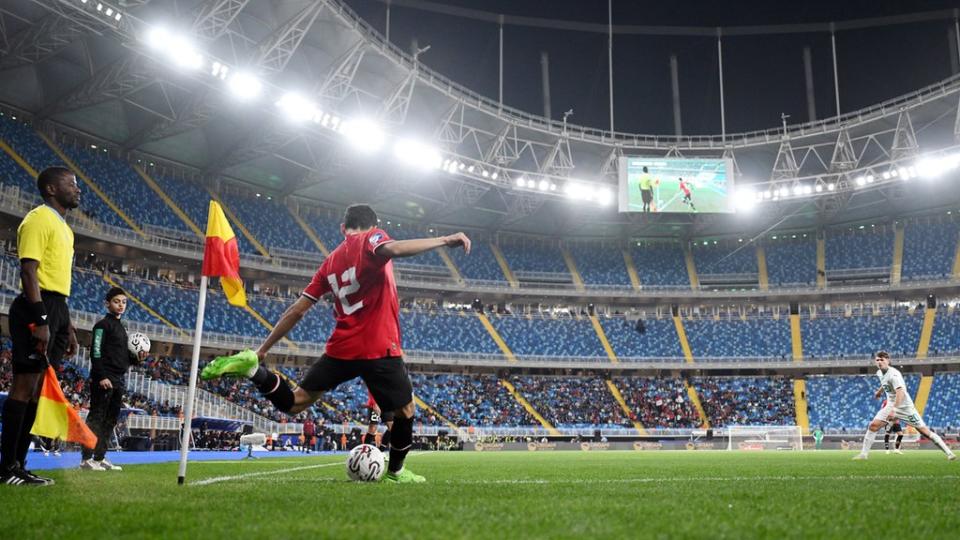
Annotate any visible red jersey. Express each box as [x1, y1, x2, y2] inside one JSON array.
[[302, 228, 402, 359], [679, 181, 691, 196], [366, 391, 378, 408]]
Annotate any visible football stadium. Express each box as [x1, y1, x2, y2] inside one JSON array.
[[2, 0, 960, 537]]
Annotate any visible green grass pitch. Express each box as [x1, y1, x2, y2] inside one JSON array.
[[3, 451, 958, 539]]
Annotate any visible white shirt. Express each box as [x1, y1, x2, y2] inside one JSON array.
[[877, 367, 914, 409]]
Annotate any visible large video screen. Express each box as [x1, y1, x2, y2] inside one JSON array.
[[618, 157, 735, 213]]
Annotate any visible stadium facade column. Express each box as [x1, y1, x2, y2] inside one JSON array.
[[789, 303, 803, 361], [890, 223, 905, 286], [755, 246, 769, 291], [792, 380, 811, 435], [621, 249, 641, 291], [38, 131, 148, 239], [134, 165, 204, 239], [914, 376, 935, 416], [204, 187, 273, 258], [951, 228, 960, 278], [561, 247, 585, 291], [604, 380, 648, 436], [671, 310, 695, 363]]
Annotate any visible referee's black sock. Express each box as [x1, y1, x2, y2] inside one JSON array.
[[884, 433, 891, 450], [16, 402, 38, 467], [251, 368, 295, 413], [0, 398, 27, 471], [388, 416, 414, 473]]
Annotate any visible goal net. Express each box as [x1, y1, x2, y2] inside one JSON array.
[[726, 426, 803, 451]]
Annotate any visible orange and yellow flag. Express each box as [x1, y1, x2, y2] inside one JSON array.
[[202, 201, 247, 307], [31, 367, 97, 449]]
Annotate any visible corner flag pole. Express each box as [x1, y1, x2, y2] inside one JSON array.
[[178, 274, 208, 485]]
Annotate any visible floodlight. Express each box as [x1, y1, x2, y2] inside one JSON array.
[[340, 118, 385, 153], [526, 179, 536, 189], [491, 172, 499, 180], [538, 180, 549, 191], [596, 188, 613, 205], [802, 185, 812, 195], [734, 188, 756, 211], [827, 183, 836, 191], [856, 176, 866, 186], [516, 177, 526, 188], [393, 138, 442, 169], [815, 184, 823, 192], [146, 27, 170, 49], [275, 92, 317, 123], [228, 72, 262, 100]]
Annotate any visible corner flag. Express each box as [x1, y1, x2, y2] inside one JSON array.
[[202, 200, 246, 307]]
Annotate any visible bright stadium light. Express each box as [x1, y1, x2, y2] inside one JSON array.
[[856, 176, 867, 186], [802, 185, 813, 195], [228, 72, 262, 100], [538, 180, 549, 191], [595, 188, 613, 205], [516, 177, 526, 188], [526, 179, 537, 189], [827, 183, 836, 191], [275, 92, 318, 123], [146, 27, 170, 49], [155, 33, 203, 70], [815, 184, 823, 192], [393, 138, 442, 169], [491, 172, 499, 180], [340, 118, 385, 153], [734, 188, 756, 211]]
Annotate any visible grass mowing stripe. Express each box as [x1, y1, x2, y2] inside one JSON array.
[[440, 474, 960, 485]]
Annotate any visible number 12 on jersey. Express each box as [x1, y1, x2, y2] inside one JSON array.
[[327, 266, 363, 315]]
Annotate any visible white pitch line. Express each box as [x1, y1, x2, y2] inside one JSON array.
[[192, 462, 343, 486], [192, 451, 434, 486], [440, 475, 960, 485]]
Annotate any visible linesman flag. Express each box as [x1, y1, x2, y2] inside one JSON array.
[[31, 366, 97, 449], [202, 200, 247, 307]]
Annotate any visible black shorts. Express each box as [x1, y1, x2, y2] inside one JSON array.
[[8, 292, 71, 374], [299, 355, 413, 413], [887, 422, 903, 434], [368, 409, 396, 424], [641, 189, 653, 204]]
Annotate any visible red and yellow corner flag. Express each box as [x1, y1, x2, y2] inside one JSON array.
[[202, 200, 247, 307], [31, 367, 97, 449]]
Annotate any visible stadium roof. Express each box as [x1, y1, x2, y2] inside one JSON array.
[[2, 0, 960, 239]]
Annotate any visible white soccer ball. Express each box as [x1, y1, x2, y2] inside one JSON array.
[[345, 444, 385, 482], [127, 332, 151, 355]]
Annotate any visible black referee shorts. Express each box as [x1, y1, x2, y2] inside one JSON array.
[[299, 355, 413, 414], [9, 291, 71, 373]]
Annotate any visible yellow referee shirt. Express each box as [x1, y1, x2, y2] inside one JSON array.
[[17, 204, 74, 296]]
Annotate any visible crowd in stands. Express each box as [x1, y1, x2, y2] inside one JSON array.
[[509, 375, 627, 428], [615, 377, 700, 428], [412, 373, 534, 426], [693, 377, 795, 427]]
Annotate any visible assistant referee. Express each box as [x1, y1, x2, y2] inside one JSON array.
[[1, 166, 81, 487]]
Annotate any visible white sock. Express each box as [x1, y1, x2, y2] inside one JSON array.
[[928, 431, 952, 455], [861, 429, 878, 455]]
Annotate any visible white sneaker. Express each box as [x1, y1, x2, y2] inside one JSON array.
[[948, 453, 957, 461], [44, 451, 50, 457], [852, 453, 868, 461], [96, 459, 122, 471], [893, 449, 903, 455], [885, 449, 890, 455], [80, 459, 105, 471]]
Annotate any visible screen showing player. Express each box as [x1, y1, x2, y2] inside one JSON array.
[[618, 157, 735, 214]]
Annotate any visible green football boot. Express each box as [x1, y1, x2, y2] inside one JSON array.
[[383, 468, 426, 484], [200, 349, 259, 380]]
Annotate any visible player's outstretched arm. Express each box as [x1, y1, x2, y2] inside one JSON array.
[[376, 232, 471, 259], [255, 295, 313, 359]]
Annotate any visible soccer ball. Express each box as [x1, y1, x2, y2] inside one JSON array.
[[346, 444, 385, 482], [127, 332, 151, 355]]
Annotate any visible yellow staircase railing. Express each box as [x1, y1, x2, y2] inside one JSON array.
[[890, 225, 904, 285], [475, 312, 517, 362], [288, 208, 329, 257], [606, 379, 647, 435], [672, 315, 695, 363], [437, 249, 464, 283], [756, 246, 769, 290], [952, 229, 960, 278], [500, 379, 559, 436], [133, 165, 203, 238], [684, 380, 710, 429], [816, 235, 826, 289], [204, 188, 272, 258], [793, 379, 810, 435], [0, 139, 38, 177], [622, 248, 641, 291], [101, 273, 185, 335], [914, 376, 934, 415], [789, 313, 803, 361], [589, 315, 619, 363], [489, 243, 519, 288], [38, 132, 147, 239], [240, 301, 298, 350], [916, 306, 937, 359], [561, 247, 585, 291], [413, 395, 459, 432], [683, 247, 699, 290]]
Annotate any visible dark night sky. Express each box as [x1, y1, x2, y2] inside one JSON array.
[[344, 0, 960, 135]]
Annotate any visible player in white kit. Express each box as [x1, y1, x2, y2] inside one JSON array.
[[853, 351, 956, 460]]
